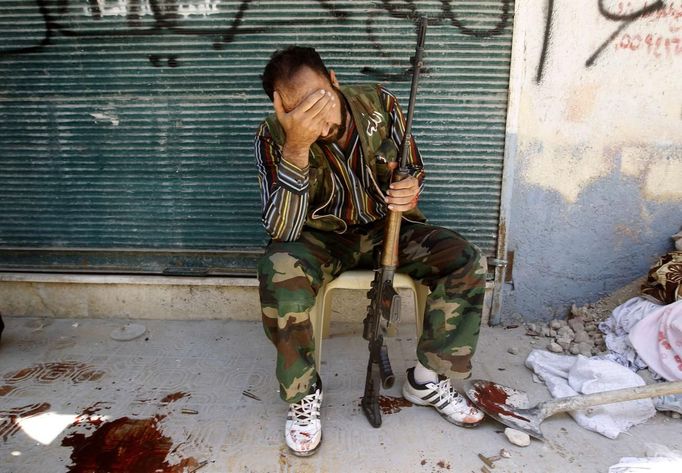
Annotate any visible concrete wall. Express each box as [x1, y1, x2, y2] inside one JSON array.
[[501, 0, 682, 321]]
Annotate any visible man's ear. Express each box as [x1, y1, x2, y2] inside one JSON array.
[[329, 69, 340, 88]]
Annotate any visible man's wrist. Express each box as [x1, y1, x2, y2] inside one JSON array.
[[282, 143, 310, 168]]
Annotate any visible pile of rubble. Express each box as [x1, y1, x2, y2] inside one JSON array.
[[525, 307, 607, 356], [523, 277, 646, 357]]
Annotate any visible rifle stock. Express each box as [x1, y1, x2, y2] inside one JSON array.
[[361, 16, 427, 428]]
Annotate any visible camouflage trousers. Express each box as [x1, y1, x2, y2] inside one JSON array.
[[258, 221, 487, 403]]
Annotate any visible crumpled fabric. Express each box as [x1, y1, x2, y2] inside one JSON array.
[[629, 299, 682, 382], [609, 444, 682, 473], [609, 458, 682, 473], [525, 349, 656, 439], [598, 297, 662, 370], [641, 251, 682, 305]]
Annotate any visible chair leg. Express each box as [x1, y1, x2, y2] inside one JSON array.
[[414, 283, 429, 339], [321, 287, 334, 340], [311, 283, 327, 372]]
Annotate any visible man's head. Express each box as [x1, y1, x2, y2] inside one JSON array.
[[261, 46, 347, 143]]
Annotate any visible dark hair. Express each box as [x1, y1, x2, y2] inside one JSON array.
[[261, 46, 332, 101]]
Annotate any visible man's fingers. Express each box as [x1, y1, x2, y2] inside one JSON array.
[[298, 89, 329, 112], [389, 176, 418, 189], [387, 187, 417, 198], [387, 175, 419, 207], [306, 92, 334, 119]]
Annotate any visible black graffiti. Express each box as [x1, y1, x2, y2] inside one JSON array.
[[536, 0, 555, 83], [1, 0, 512, 78], [377, 0, 511, 37], [438, 0, 511, 38], [364, 1, 511, 80], [586, 0, 664, 66], [536, 0, 666, 83]]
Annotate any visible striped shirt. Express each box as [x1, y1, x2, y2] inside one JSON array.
[[254, 85, 425, 242]]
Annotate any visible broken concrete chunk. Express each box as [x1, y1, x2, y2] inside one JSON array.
[[507, 347, 519, 355], [573, 330, 591, 344], [557, 326, 575, 340], [547, 342, 564, 353], [504, 427, 531, 447], [568, 317, 585, 332]]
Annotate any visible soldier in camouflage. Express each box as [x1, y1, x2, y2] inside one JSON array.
[[255, 46, 486, 457]]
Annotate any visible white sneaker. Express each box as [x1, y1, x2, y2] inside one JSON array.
[[402, 367, 484, 427], [285, 383, 323, 456]]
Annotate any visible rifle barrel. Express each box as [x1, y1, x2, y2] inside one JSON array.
[[399, 17, 428, 169]]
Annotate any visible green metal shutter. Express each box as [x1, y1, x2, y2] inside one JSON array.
[[0, 1, 514, 275]]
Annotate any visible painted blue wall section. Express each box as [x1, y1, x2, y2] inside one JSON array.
[[502, 156, 680, 321]]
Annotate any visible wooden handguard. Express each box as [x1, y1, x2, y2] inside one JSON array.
[[381, 170, 410, 268]]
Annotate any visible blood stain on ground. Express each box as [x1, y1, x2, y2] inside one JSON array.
[[61, 415, 198, 473], [0, 403, 51, 441], [4, 362, 104, 384], [160, 392, 190, 404], [76, 402, 110, 428], [378, 395, 413, 414]]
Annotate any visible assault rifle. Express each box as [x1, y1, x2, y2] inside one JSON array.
[[361, 17, 427, 428]]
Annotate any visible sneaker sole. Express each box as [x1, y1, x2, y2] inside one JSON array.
[[402, 387, 483, 428], [288, 432, 323, 458]]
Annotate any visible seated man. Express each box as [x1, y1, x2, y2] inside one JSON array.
[[254, 46, 487, 456]]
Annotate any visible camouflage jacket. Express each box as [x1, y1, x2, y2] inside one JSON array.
[[255, 83, 426, 241]]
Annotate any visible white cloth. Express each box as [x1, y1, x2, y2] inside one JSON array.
[[609, 458, 682, 473], [598, 297, 661, 370], [629, 299, 682, 382], [609, 444, 682, 473], [525, 349, 656, 439]]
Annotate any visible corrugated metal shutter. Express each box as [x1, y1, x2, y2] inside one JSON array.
[[0, 0, 514, 275]]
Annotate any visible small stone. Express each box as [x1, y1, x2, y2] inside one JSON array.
[[549, 328, 557, 337], [569, 344, 581, 355], [585, 323, 597, 332], [573, 330, 590, 344], [527, 323, 538, 333], [550, 319, 563, 330], [577, 341, 593, 357], [557, 326, 575, 340], [568, 318, 585, 332], [541, 326, 551, 337], [504, 428, 531, 447], [547, 342, 563, 353], [557, 339, 571, 350], [500, 449, 512, 458], [507, 347, 519, 355]]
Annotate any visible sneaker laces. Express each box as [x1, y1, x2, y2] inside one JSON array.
[[432, 378, 467, 407], [290, 391, 321, 427]]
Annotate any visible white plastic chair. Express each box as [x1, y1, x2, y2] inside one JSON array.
[[309, 270, 429, 370]]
